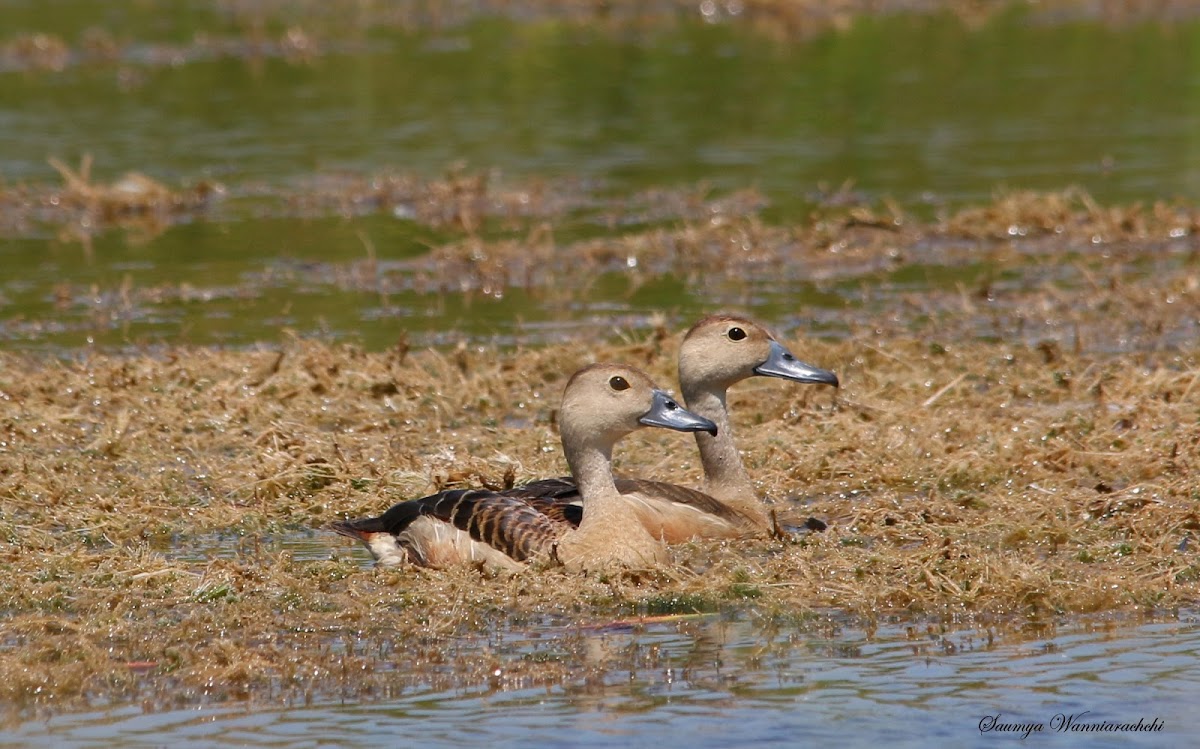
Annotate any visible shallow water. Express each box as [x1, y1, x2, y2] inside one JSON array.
[[2, 5, 1199, 349], [4, 5, 1198, 741], [163, 529, 344, 564], [5, 613, 1195, 747], [3, 5, 1198, 207]]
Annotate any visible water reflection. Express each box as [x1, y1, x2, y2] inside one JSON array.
[[3, 9, 1199, 351], [6, 613, 1196, 747], [7, 220, 1195, 353], [3, 11, 1198, 209]]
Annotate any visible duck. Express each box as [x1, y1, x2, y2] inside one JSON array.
[[330, 363, 717, 572], [519, 314, 839, 540]]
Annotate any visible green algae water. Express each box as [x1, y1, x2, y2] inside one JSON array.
[[2, 5, 1199, 742], [1, 5, 1199, 350], [3, 7, 1198, 206], [2, 5, 1200, 350]]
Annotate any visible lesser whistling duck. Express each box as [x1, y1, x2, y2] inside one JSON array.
[[331, 363, 717, 572], [521, 314, 839, 540]]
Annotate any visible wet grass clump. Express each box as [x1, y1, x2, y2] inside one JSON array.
[[4, 171, 1196, 353], [1, 305, 1197, 719]]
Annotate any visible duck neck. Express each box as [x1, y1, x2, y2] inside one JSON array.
[[682, 384, 762, 520], [562, 432, 622, 526], [557, 427, 667, 568]]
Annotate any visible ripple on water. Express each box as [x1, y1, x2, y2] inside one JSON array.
[[4, 612, 1196, 748]]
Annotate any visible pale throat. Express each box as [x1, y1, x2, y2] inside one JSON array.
[[560, 426, 622, 523], [556, 423, 665, 565]]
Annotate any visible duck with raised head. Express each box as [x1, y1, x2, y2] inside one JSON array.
[[330, 363, 717, 572], [519, 314, 838, 541]]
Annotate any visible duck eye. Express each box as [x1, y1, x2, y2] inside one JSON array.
[[609, 376, 630, 391], [728, 327, 747, 341]]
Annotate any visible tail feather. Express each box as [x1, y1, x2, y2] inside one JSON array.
[[330, 499, 423, 540], [329, 519, 370, 541]]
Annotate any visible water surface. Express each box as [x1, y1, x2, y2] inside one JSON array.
[[5, 613, 1195, 748], [2, 6, 1199, 350], [3, 7, 1198, 208]]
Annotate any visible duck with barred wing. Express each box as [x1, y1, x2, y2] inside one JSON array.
[[331, 363, 716, 572], [521, 314, 839, 540]]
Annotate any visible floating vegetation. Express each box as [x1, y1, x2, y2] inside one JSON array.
[[1, 311, 1197, 717], [2, 0, 1198, 729], [0, 162, 766, 240], [0, 156, 223, 246], [2, 171, 1195, 353]]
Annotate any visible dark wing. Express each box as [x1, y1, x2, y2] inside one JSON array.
[[612, 478, 747, 522], [331, 475, 741, 561], [506, 477, 583, 526], [332, 487, 569, 563], [516, 476, 581, 501], [421, 488, 568, 562], [515, 476, 745, 524]]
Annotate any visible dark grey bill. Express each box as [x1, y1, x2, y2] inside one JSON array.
[[639, 389, 718, 436], [754, 339, 839, 387]]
